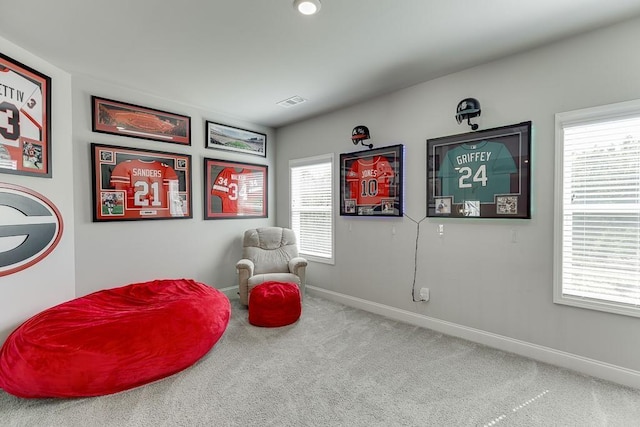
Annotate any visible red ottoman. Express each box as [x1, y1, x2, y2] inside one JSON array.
[[249, 281, 301, 327]]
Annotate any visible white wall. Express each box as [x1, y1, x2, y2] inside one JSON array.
[[0, 37, 75, 340], [275, 17, 640, 376], [0, 38, 276, 342], [71, 75, 275, 297]]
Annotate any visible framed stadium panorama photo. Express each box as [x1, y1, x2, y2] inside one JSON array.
[[92, 96, 191, 145], [426, 121, 531, 219], [205, 121, 266, 157], [340, 144, 404, 217], [204, 158, 267, 219], [91, 143, 192, 222], [0, 52, 52, 178]]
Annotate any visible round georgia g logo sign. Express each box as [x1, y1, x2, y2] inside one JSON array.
[[0, 183, 63, 277]]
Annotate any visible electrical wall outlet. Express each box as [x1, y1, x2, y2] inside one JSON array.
[[419, 287, 430, 302]]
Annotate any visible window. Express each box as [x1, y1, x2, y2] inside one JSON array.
[[554, 100, 640, 317], [290, 154, 334, 264]]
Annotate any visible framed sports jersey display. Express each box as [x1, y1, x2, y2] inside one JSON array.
[[340, 144, 404, 217], [204, 158, 267, 219], [92, 96, 191, 145], [426, 121, 531, 219], [0, 52, 52, 178], [91, 143, 192, 221], [205, 121, 266, 157]]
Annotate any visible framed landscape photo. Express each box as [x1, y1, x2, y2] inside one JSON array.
[[92, 96, 191, 145], [0, 52, 52, 178], [340, 144, 404, 217], [91, 143, 192, 222], [426, 121, 531, 219], [205, 121, 266, 157], [204, 158, 267, 219]]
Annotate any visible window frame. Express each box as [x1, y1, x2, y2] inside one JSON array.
[[289, 153, 335, 265], [554, 99, 640, 317]]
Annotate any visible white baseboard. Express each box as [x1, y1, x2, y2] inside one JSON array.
[[307, 285, 640, 390]]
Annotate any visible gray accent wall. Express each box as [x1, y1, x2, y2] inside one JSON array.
[[275, 17, 640, 375]]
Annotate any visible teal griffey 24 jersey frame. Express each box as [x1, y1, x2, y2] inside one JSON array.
[[427, 122, 531, 219]]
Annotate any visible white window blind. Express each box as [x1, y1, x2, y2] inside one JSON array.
[[290, 154, 334, 263], [555, 101, 640, 316]]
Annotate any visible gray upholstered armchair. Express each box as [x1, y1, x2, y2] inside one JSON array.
[[236, 227, 307, 306]]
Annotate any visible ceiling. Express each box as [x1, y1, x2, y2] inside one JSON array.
[[2, 0, 640, 129]]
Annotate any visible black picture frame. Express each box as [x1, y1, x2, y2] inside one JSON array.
[[204, 157, 267, 219], [426, 121, 532, 219], [92, 96, 191, 145], [340, 144, 404, 217], [205, 121, 266, 157], [0, 52, 52, 178], [91, 143, 192, 222]]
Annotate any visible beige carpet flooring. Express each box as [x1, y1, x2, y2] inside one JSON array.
[[1, 294, 640, 426]]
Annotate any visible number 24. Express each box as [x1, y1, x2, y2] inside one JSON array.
[[458, 165, 487, 188]]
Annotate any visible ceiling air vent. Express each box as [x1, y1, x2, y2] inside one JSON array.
[[276, 96, 307, 108]]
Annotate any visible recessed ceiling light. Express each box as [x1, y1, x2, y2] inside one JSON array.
[[293, 0, 321, 15]]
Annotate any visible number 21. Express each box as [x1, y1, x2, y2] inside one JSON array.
[[134, 181, 162, 207]]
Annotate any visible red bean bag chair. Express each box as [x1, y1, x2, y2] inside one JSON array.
[[0, 278, 230, 398], [249, 281, 301, 327]]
